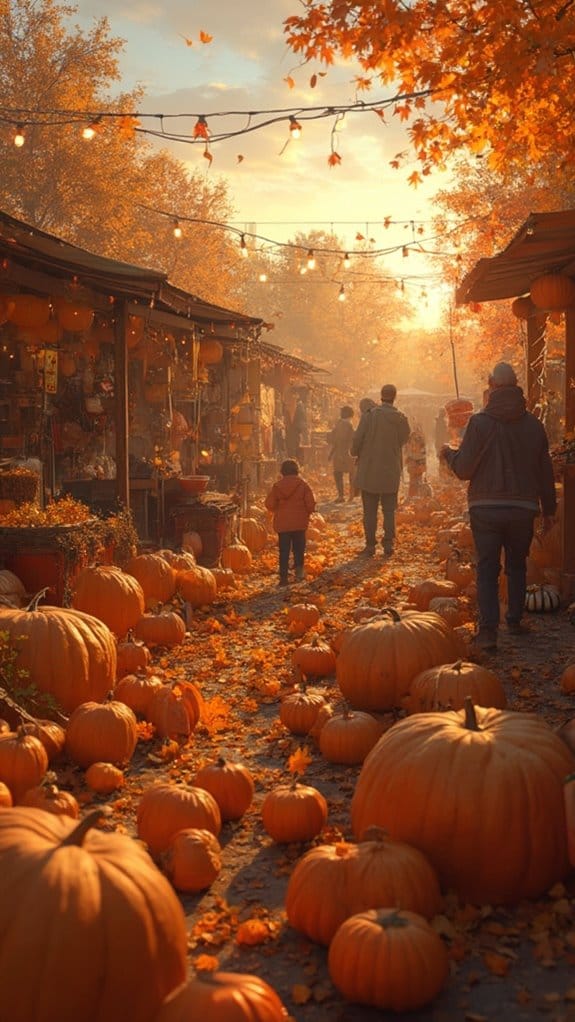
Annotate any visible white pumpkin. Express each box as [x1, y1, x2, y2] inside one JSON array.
[[525, 584, 561, 613]]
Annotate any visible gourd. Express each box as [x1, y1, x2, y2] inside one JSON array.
[[525, 583, 560, 612]]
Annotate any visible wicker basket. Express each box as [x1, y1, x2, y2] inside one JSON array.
[[0, 469, 38, 505]]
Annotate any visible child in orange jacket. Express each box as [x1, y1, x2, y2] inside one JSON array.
[[265, 459, 316, 586]]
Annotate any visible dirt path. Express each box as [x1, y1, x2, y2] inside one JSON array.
[[79, 475, 575, 1021]]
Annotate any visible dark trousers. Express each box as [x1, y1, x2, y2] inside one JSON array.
[[334, 470, 353, 499], [278, 530, 306, 581], [470, 506, 536, 630], [361, 490, 397, 549]]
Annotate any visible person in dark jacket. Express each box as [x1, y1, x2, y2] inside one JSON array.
[[265, 458, 316, 586], [328, 405, 355, 502], [352, 384, 411, 557], [440, 361, 556, 652]]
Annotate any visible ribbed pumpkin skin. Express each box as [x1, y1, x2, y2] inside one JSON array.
[[336, 611, 460, 711], [404, 660, 507, 713], [125, 554, 177, 604], [279, 691, 326, 735], [193, 758, 254, 821], [261, 783, 328, 843], [176, 567, 217, 608], [328, 908, 449, 1012], [147, 682, 204, 739], [115, 672, 165, 717], [0, 808, 188, 1022], [319, 710, 382, 765], [0, 732, 48, 802], [21, 784, 79, 818], [351, 706, 575, 904], [65, 700, 138, 768], [137, 783, 222, 857], [157, 972, 289, 1022], [162, 828, 222, 892], [72, 565, 145, 637], [116, 636, 151, 679], [0, 606, 117, 713], [133, 612, 186, 648], [286, 835, 442, 946]]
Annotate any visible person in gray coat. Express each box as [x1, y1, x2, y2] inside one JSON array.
[[351, 384, 411, 556]]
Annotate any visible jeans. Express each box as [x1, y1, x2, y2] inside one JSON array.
[[278, 530, 306, 581], [361, 491, 398, 550], [470, 506, 536, 630]]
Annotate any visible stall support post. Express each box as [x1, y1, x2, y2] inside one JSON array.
[[526, 314, 546, 414], [114, 303, 130, 512], [560, 308, 575, 601]]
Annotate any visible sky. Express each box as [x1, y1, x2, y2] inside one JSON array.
[[71, 0, 450, 308]]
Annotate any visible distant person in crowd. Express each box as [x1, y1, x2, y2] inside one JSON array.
[[440, 361, 556, 653], [265, 458, 316, 586], [359, 397, 376, 416], [328, 404, 355, 502], [405, 423, 427, 497], [285, 397, 307, 461], [351, 383, 411, 558], [434, 407, 449, 458]]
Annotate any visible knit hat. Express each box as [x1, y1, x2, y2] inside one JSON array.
[[489, 362, 517, 386]]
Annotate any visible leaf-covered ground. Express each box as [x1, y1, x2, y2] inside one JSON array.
[[61, 469, 575, 1021]]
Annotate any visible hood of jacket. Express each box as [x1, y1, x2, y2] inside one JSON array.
[[274, 475, 305, 498], [483, 385, 526, 423]]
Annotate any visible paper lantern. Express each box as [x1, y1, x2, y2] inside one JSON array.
[[530, 273, 575, 311]]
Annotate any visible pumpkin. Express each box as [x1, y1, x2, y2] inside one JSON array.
[[261, 780, 328, 843], [240, 517, 268, 554], [199, 338, 224, 364], [85, 761, 125, 794], [147, 681, 204, 739], [116, 632, 151, 678], [21, 720, 66, 763], [182, 530, 203, 558], [292, 636, 336, 678], [0, 728, 48, 802], [308, 701, 334, 744], [0, 808, 188, 1022], [0, 596, 117, 713], [221, 541, 252, 574], [328, 908, 449, 1012], [525, 583, 561, 612], [427, 596, 464, 627], [445, 549, 474, 590], [158, 549, 196, 571], [21, 777, 79, 818], [7, 293, 51, 329], [511, 295, 536, 320], [72, 565, 145, 637], [176, 566, 217, 607], [193, 757, 254, 821], [403, 659, 507, 713], [408, 578, 459, 610], [319, 706, 383, 764], [285, 828, 442, 946], [279, 687, 326, 735], [115, 670, 165, 717], [0, 568, 25, 603], [560, 662, 575, 694], [210, 567, 235, 591], [0, 781, 12, 807], [137, 783, 221, 857], [156, 972, 289, 1022], [125, 554, 176, 604], [336, 608, 460, 712], [133, 609, 186, 648], [351, 698, 574, 904], [286, 602, 320, 634], [65, 698, 138, 768], [161, 828, 222, 892], [530, 272, 575, 311]]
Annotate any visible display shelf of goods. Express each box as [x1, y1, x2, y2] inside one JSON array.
[[0, 468, 39, 506]]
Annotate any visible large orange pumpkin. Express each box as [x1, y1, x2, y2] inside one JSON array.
[[157, 972, 289, 1022], [336, 608, 460, 712], [261, 781, 327, 843], [0, 599, 117, 713], [351, 699, 574, 904], [65, 699, 138, 768], [175, 566, 217, 608], [0, 808, 188, 1022], [0, 729, 48, 803], [403, 659, 507, 713], [147, 680, 203, 739], [133, 609, 186, 648], [193, 757, 254, 821], [286, 829, 442, 946], [137, 783, 221, 857], [71, 565, 145, 637], [530, 272, 575, 311], [125, 554, 176, 605]]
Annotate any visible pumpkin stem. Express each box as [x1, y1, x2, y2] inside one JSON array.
[[380, 607, 401, 623], [26, 588, 50, 611], [453, 660, 463, 673], [60, 809, 104, 847], [463, 695, 480, 731], [216, 756, 227, 768]]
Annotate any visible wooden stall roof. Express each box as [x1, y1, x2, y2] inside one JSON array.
[[257, 339, 327, 375], [0, 209, 263, 334], [456, 209, 575, 305]]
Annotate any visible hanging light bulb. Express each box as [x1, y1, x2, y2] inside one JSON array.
[[299, 264, 307, 275], [289, 116, 302, 139], [343, 252, 351, 269], [338, 284, 346, 302], [13, 124, 25, 148], [240, 234, 248, 257], [402, 246, 409, 258], [258, 272, 268, 283], [173, 219, 183, 239], [306, 249, 316, 270], [82, 119, 101, 141]]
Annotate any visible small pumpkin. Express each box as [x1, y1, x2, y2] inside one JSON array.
[[158, 549, 196, 571], [85, 761, 125, 794], [261, 780, 328, 843], [114, 670, 165, 717], [286, 602, 320, 634], [21, 720, 66, 763], [21, 775, 79, 818], [116, 632, 151, 679], [125, 554, 177, 605], [525, 583, 560, 613], [328, 908, 449, 1012], [210, 567, 236, 591], [408, 579, 460, 610], [404, 659, 507, 713], [193, 756, 254, 821], [240, 518, 268, 554], [65, 698, 138, 768], [560, 662, 575, 695], [176, 566, 217, 608], [0, 727, 48, 803], [147, 681, 203, 740], [319, 706, 382, 765], [156, 972, 289, 1022], [221, 541, 252, 574], [137, 783, 221, 857], [279, 686, 326, 736], [161, 828, 222, 892], [133, 609, 186, 648], [292, 636, 337, 679]]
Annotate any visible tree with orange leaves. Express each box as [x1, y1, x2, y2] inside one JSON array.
[[283, 1, 575, 181]]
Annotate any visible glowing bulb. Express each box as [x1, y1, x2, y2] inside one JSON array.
[[402, 246, 409, 258], [240, 234, 248, 257], [289, 116, 302, 139], [13, 124, 25, 148], [338, 284, 346, 302], [343, 252, 351, 269], [173, 220, 183, 239], [306, 250, 316, 270], [82, 120, 100, 141], [299, 264, 307, 275], [258, 272, 268, 283]]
